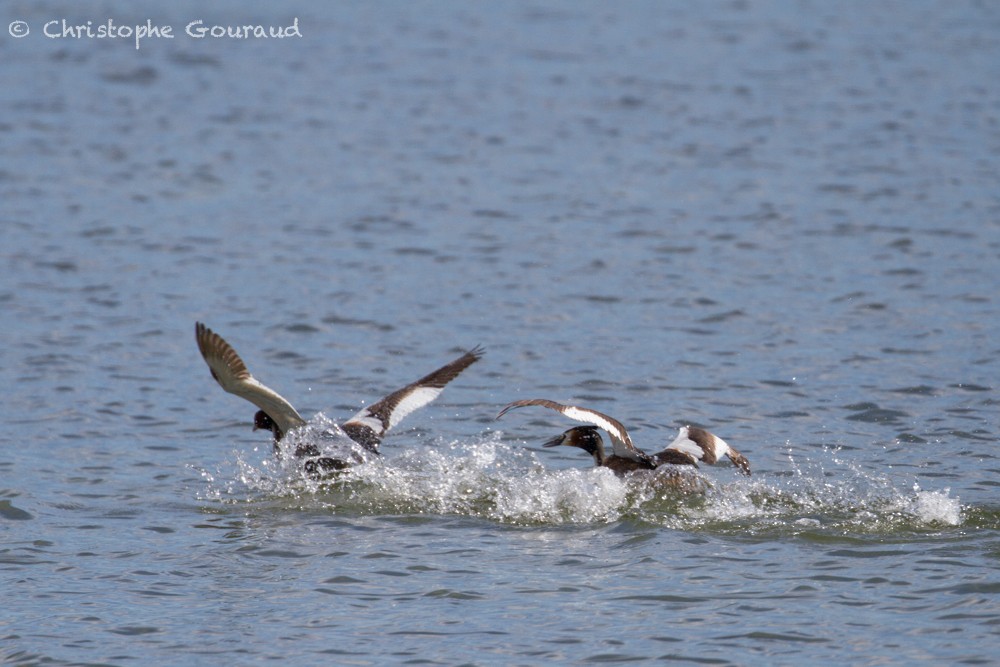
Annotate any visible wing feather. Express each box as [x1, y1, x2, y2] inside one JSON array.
[[662, 427, 709, 462], [662, 426, 751, 475], [195, 322, 307, 435], [496, 398, 645, 462], [342, 346, 484, 448]]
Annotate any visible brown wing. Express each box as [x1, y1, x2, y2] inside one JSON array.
[[496, 398, 647, 462], [662, 425, 750, 475], [195, 322, 307, 435], [342, 345, 484, 450]]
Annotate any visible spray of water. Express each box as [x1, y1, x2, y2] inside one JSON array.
[[197, 431, 963, 532]]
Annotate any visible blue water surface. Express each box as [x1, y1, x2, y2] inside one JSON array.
[[2, 1, 999, 665]]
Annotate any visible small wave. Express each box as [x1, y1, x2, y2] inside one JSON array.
[[197, 433, 963, 532]]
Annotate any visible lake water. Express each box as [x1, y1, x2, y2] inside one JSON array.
[[3, 1, 999, 664]]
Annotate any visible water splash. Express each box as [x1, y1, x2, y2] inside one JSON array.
[[354, 440, 636, 523], [197, 433, 963, 532], [668, 446, 964, 534]]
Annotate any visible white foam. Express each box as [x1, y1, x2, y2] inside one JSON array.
[[903, 484, 963, 526], [197, 433, 964, 530], [345, 436, 633, 524]]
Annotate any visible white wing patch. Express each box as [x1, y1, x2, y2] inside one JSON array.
[[385, 386, 443, 431], [344, 412, 383, 435], [342, 347, 482, 443], [560, 405, 641, 460], [344, 386, 444, 438], [709, 433, 731, 459], [664, 427, 707, 461], [497, 399, 646, 463]]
